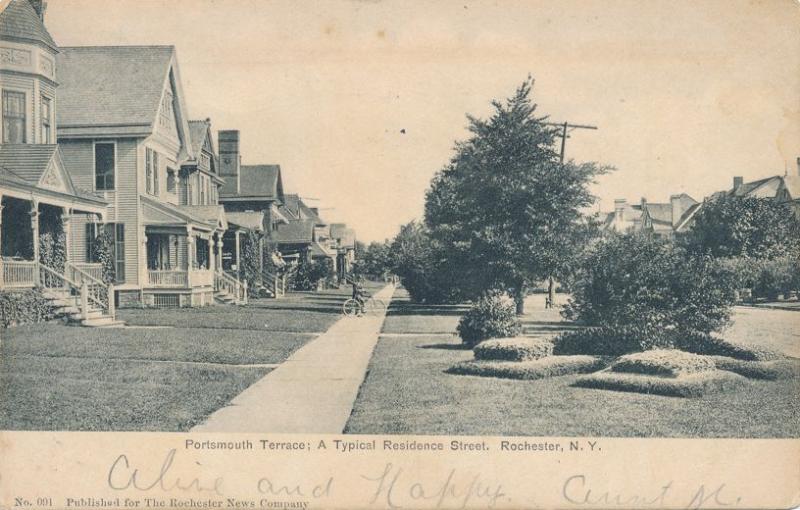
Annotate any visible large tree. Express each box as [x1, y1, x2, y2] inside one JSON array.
[[424, 78, 611, 312], [681, 194, 800, 259]]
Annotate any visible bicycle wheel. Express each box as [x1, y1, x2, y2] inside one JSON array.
[[342, 298, 361, 317]]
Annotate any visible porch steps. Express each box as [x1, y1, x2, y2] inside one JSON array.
[[41, 288, 124, 328], [214, 289, 238, 305]]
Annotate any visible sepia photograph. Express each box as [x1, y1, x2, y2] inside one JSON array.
[[1, 0, 799, 446]]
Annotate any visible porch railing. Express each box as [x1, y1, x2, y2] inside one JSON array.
[[40, 263, 115, 320], [65, 263, 114, 318], [262, 269, 286, 298], [71, 263, 104, 282], [148, 270, 189, 287], [214, 271, 248, 305], [2, 260, 37, 288]]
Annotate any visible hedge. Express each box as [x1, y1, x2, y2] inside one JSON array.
[[457, 291, 522, 347], [710, 357, 797, 380], [447, 355, 608, 380], [676, 333, 785, 361], [611, 349, 716, 377], [574, 369, 746, 398], [473, 337, 553, 362], [1, 288, 57, 328]]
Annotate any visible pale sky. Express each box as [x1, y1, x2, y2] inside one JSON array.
[[46, 0, 800, 242]]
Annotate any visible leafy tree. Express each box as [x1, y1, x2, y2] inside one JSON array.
[[90, 227, 115, 284], [357, 241, 393, 279], [424, 77, 611, 312], [240, 231, 262, 294], [562, 233, 737, 349], [681, 195, 800, 259], [389, 221, 457, 303]]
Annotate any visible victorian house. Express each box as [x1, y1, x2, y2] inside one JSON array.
[[54, 44, 243, 307], [0, 0, 120, 324]]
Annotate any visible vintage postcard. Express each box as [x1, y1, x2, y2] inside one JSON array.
[[0, 0, 798, 508]]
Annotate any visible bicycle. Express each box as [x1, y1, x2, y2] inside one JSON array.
[[342, 295, 386, 317]]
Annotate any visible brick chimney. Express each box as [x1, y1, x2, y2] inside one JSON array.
[[218, 130, 241, 194], [28, 0, 47, 20], [733, 176, 743, 191]]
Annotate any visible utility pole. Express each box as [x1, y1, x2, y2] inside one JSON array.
[[540, 120, 598, 308], [541, 121, 598, 164]]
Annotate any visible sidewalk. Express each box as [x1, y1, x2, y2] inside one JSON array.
[[192, 284, 396, 433]]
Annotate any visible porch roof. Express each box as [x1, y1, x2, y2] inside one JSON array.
[[310, 241, 336, 258], [226, 211, 265, 232], [141, 196, 222, 233], [0, 144, 107, 213]]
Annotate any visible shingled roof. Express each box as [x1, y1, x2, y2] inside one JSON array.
[[56, 46, 177, 137], [270, 219, 315, 244], [0, 144, 104, 204], [220, 165, 283, 199], [188, 120, 210, 156], [0, 0, 58, 51]]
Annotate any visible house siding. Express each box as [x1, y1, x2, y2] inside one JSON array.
[[58, 137, 142, 286]]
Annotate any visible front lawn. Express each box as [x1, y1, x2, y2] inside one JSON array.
[[0, 286, 371, 431], [0, 355, 269, 431], [3, 323, 315, 365], [345, 334, 800, 437], [118, 287, 356, 332]]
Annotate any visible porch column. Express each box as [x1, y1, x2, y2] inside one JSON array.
[[208, 235, 215, 272], [61, 208, 72, 264], [141, 231, 148, 286], [30, 200, 40, 263], [216, 236, 223, 271], [186, 226, 194, 289], [234, 230, 241, 280]]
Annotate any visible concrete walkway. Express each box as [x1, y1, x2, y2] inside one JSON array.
[[192, 284, 396, 433]]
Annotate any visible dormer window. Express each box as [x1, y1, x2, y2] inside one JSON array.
[[159, 90, 175, 130], [2, 91, 26, 143], [146, 148, 160, 196]]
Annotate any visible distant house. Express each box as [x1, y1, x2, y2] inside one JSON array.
[[602, 194, 699, 239], [329, 223, 356, 279], [726, 165, 800, 215], [56, 45, 233, 307]]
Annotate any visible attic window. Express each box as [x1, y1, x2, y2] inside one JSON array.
[[167, 168, 176, 193], [159, 90, 175, 130]]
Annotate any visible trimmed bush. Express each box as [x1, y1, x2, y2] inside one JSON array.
[[562, 233, 737, 350], [473, 337, 553, 361], [611, 349, 715, 377], [676, 333, 785, 361], [0, 288, 57, 328], [552, 326, 643, 356], [447, 355, 608, 380], [457, 291, 522, 347], [710, 357, 797, 380], [574, 369, 746, 398]]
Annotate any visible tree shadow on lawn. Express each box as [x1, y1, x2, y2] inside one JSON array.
[[386, 307, 469, 317], [419, 343, 470, 351]]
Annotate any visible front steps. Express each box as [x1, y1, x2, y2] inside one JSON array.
[[42, 288, 125, 328]]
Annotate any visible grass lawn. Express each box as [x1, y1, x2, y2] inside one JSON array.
[[0, 285, 385, 431], [118, 286, 357, 332], [346, 289, 800, 438], [0, 355, 269, 431], [3, 323, 315, 365]]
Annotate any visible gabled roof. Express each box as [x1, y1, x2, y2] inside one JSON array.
[[270, 219, 315, 244], [329, 223, 348, 238], [0, 0, 57, 51], [181, 205, 227, 231], [643, 203, 673, 225], [784, 176, 800, 199], [310, 241, 336, 258], [0, 144, 105, 207], [188, 120, 210, 156], [57, 46, 192, 151], [674, 202, 703, 232], [220, 165, 283, 199]]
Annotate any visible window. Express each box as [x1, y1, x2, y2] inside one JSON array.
[[40, 96, 52, 143], [2, 91, 26, 143], [167, 169, 176, 193], [94, 143, 115, 190], [145, 148, 159, 195], [159, 90, 174, 130], [199, 175, 206, 205]]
